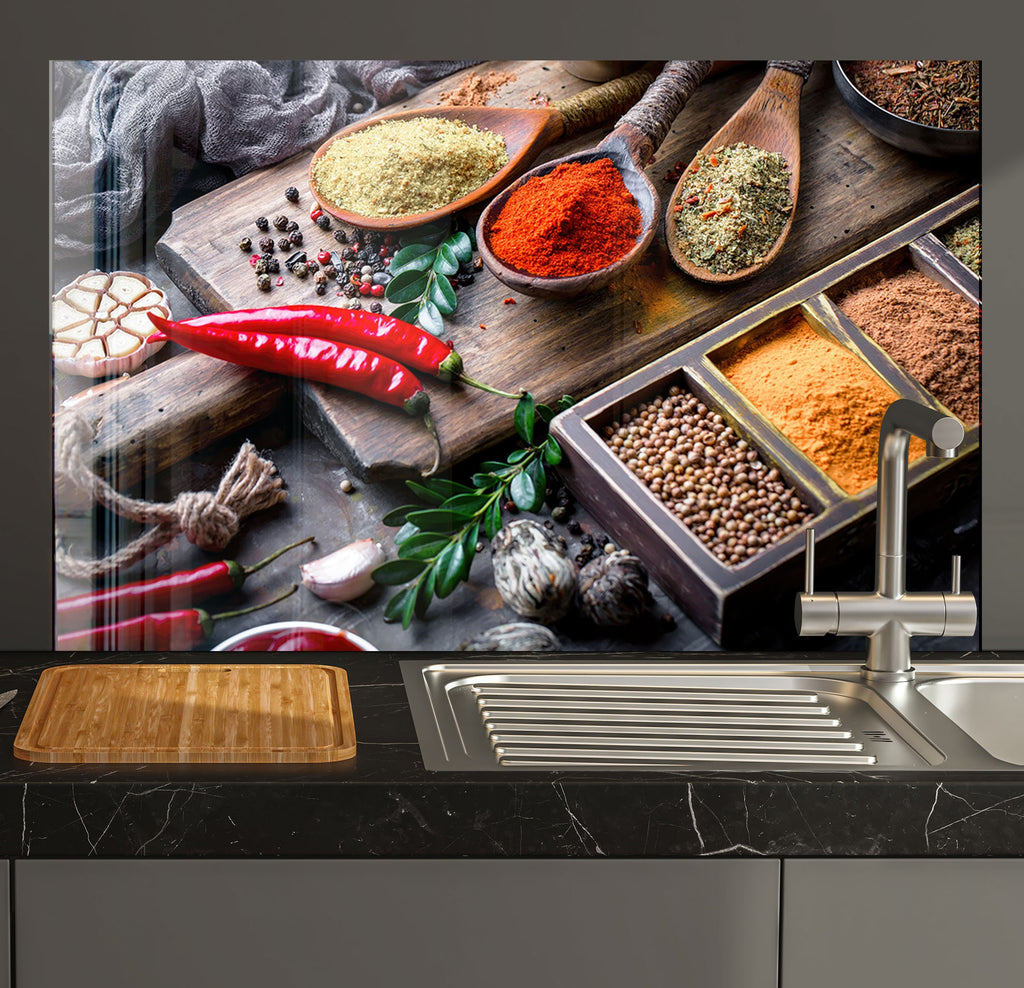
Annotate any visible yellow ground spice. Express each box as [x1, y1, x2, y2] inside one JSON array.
[[311, 116, 509, 217], [718, 316, 925, 495]]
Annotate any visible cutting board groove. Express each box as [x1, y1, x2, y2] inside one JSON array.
[[14, 664, 356, 763]]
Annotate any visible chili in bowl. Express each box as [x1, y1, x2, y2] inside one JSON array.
[[213, 621, 378, 653]]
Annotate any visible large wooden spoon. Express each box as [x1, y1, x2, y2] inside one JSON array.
[[308, 64, 661, 232], [665, 60, 815, 284], [476, 60, 714, 300]]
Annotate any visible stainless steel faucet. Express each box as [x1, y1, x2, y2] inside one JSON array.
[[795, 399, 977, 682]]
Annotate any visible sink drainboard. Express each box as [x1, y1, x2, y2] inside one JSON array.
[[401, 663, 939, 772]]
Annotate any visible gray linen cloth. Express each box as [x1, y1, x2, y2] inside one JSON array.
[[53, 60, 477, 257]]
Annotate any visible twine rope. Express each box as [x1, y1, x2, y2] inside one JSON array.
[[768, 60, 815, 81], [554, 66, 657, 139], [55, 411, 286, 579]]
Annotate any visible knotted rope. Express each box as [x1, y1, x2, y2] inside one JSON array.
[[55, 412, 286, 579]]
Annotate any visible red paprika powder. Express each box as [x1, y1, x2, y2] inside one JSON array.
[[487, 157, 642, 277]]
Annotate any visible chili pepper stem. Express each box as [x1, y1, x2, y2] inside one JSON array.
[[455, 373, 526, 400], [241, 536, 316, 578], [421, 413, 442, 478], [209, 583, 299, 623]]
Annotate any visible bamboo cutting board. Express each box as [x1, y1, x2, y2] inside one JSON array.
[[151, 60, 977, 480], [13, 664, 356, 763]]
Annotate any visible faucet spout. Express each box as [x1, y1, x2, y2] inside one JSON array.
[[876, 400, 965, 599]]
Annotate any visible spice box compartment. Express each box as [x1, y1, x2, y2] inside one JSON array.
[[551, 188, 979, 648]]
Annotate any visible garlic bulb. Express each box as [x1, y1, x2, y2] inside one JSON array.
[[52, 270, 170, 378], [459, 622, 561, 652], [576, 549, 653, 627], [491, 520, 576, 624], [300, 538, 386, 602]]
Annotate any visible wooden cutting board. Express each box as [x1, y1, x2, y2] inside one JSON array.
[[150, 60, 977, 480], [13, 664, 356, 763]]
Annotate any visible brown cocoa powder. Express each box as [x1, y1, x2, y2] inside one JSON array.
[[718, 316, 925, 495], [835, 268, 980, 425]]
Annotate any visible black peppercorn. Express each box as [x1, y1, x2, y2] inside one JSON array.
[[239, 236, 253, 252], [458, 273, 475, 286], [258, 236, 275, 253], [370, 259, 385, 274], [255, 258, 269, 275], [315, 214, 331, 230], [567, 520, 582, 536], [333, 230, 348, 244], [315, 282, 327, 296], [341, 246, 357, 260], [286, 220, 299, 233], [265, 257, 280, 274], [284, 186, 299, 203], [293, 262, 309, 278], [274, 237, 288, 252], [342, 282, 358, 298], [256, 273, 272, 292], [323, 264, 337, 280], [273, 215, 289, 232], [369, 301, 383, 314], [313, 271, 328, 285], [289, 231, 304, 246], [306, 261, 319, 274], [255, 216, 269, 232]]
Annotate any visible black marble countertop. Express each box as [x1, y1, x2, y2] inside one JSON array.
[[1, 651, 1022, 859]]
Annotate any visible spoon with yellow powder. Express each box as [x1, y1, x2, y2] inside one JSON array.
[[307, 64, 665, 232]]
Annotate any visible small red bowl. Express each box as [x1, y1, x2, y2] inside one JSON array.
[[212, 621, 378, 653]]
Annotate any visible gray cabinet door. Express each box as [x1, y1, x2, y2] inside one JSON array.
[[15, 859, 779, 988], [0, 863, 8, 988], [782, 859, 1024, 988]]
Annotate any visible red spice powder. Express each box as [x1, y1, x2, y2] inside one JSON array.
[[487, 157, 642, 277]]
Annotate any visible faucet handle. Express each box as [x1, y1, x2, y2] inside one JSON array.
[[951, 555, 961, 595], [804, 528, 816, 594]]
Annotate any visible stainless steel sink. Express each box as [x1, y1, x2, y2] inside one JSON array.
[[916, 676, 1024, 765], [401, 659, 1024, 773]]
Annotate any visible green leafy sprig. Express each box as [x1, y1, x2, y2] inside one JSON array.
[[385, 219, 473, 336], [372, 392, 575, 628]]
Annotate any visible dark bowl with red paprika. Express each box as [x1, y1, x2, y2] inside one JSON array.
[[476, 140, 659, 300], [832, 61, 980, 158]]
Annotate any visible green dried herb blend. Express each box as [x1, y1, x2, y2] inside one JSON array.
[[943, 216, 981, 275], [312, 116, 509, 217], [671, 142, 792, 275]]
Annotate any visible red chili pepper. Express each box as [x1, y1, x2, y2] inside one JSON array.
[[149, 306, 520, 399], [56, 585, 299, 651], [55, 536, 314, 634]]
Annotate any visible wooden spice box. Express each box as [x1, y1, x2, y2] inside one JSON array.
[[550, 187, 980, 648]]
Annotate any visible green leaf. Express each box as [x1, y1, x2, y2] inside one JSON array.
[[556, 395, 576, 411], [389, 243, 438, 275], [433, 242, 460, 276], [510, 469, 537, 512], [383, 586, 414, 623], [404, 480, 447, 506], [404, 219, 451, 247], [434, 540, 466, 599], [373, 558, 428, 586], [536, 403, 556, 423], [429, 274, 458, 315], [440, 492, 486, 514], [382, 505, 419, 527], [447, 230, 473, 263], [478, 460, 511, 473], [389, 301, 421, 325], [507, 448, 530, 464], [397, 532, 452, 561], [414, 571, 435, 618], [543, 435, 564, 466], [420, 477, 475, 499], [401, 579, 421, 628], [416, 298, 445, 336], [406, 507, 473, 532], [392, 521, 420, 546], [527, 454, 547, 496], [514, 392, 536, 444], [459, 521, 480, 581], [483, 497, 503, 539], [471, 472, 500, 491], [385, 269, 431, 305]]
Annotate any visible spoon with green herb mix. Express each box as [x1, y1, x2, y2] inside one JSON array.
[[666, 60, 814, 283], [308, 64, 663, 232]]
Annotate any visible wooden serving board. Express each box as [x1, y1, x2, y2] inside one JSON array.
[[154, 60, 978, 480], [13, 664, 356, 763]]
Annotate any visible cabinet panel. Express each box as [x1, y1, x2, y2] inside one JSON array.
[[16, 859, 779, 988], [782, 859, 1024, 988], [0, 863, 8, 988]]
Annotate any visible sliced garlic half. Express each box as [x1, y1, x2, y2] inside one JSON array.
[[52, 270, 170, 378]]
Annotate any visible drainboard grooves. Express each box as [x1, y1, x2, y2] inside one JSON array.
[[472, 681, 874, 767]]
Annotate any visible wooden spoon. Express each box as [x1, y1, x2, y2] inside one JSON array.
[[308, 64, 661, 232], [665, 60, 815, 284], [476, 60, 714, 300]]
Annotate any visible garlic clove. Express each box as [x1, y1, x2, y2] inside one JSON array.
[[52, 270, 170, 378], [300, 538, 387, 603]]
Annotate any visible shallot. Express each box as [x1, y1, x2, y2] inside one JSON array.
[[300, 539, 386, 602]]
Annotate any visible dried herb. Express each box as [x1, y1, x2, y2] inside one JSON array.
[[943, 216, 981, 275], [373, 392, 575, 628], [671, 142, 792, 274], [385, 218, 474, 336], [845, 60, 980, 131]]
